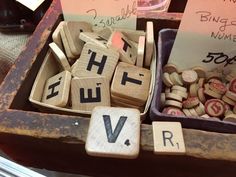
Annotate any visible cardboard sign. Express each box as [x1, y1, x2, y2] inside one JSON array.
[[168, 0, 236, 72], [16, 0, 45, 11], [60, 0, 137, 30]]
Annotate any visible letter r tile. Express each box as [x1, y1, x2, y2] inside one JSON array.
[[152, 122, 186, 155], [85, 106, 141, 159]]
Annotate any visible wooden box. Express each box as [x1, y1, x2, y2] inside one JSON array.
[[150, 28, 236, 134], [0, 0, 235, 176]]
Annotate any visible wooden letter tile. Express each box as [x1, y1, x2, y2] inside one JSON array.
[[49, 42, 71, 71], [107, 31, 137, 65], [144, 21, 154, 67], [79, 32, 108, 48], [42, 71, 71, 107], [71, 77, 110, 112], [60, 27, 77, 61], [111, 62, 151, 106], [136, 36, 145, 67], [152, 122, 186, 155], [96, 27, 113, 41], [64, 21, 92, 56], [85, 106, 140, 159], [52, 21, 66, 51], [72, 43, 119, 82]]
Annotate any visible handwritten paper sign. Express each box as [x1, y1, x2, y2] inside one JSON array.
[[60, 0, 137, 30], [16, 0, 45, 11], [168, 0, 236, 71]]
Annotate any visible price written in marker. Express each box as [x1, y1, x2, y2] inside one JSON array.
[[60, 0, 137, 30], [168, 0, 236, 71]]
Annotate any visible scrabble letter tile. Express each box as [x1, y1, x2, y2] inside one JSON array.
[[71, 76, 110, 112], [64, 21, 92, 56], [79, 32, 108, 48], [152, 122, 186, 155], [49, 42, 71, 71], [144, 21, 154, 67], [42, 71, 71, 107], [111, 62, 151, 106], [72, 43, 119, 82], [136, 36, 145, 67], [85, 106, 140, 159], [108, 31, 137, 65], [52, 21, 66, 51]]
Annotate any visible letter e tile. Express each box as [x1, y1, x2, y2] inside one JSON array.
[[85, 106, 141, 159], [152, 122, 186, 155], [71, 77, 110, 112]]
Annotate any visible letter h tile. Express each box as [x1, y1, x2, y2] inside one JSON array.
[[72, 43, 119, 82], [42, 71, 71, 107], [71, 76, 110, 112]]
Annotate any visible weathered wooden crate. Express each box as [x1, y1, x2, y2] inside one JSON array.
[[0, 0, 235, 176]]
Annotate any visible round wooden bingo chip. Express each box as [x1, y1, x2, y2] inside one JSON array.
[[172, 90, 188, 99], [192, 66, 206, 78], [225, 110, 234, 117], [226, 74, 234, 82], [201, 114, 210, 118], [165, 100, 182, 109], [163, 63, 178, 74], [229, 77, 236, 94], [190, 83, 199, 97], [224, 103, 231, 113], [204, 83, 210, 90], [162, 107, 185, 116], [222, 95, 236, 106], [182, 70, 198, 84], [198, 88, 206, 104], [189, 108, 199, 117], [165, 93, 183, 102], [165, 87, 171, 94], [182, 97, 200, 109], [169, 72, 183, 86], [208, 78, 222, 85], [224, 114, 236, 123], [225, 90, 236, 101], [195, 102, 205, 116], [209, 82, 227, 95], [206, 72, 222, 81], [160, 93, 166, 108], [172, 85, 187, 92], [198, 78, 205, 88], [205, 99, 225, 117], [162, 72, 174, 87], [204, 89, 222, 99], [183, 109, 192, 117]]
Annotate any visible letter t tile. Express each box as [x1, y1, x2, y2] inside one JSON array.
[[85, 106, 141, 159]]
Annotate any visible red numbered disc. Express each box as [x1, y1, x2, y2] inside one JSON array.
[[229, 78, 236, 94], [162, 107, 185, 116], [205, 99, 225, 117]]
